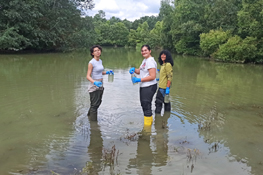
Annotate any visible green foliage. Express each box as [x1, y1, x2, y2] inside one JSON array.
[[204, 0, 241, 32], [214, 36, 257, 62], [110, 22, 129, 46], [237, 0, 263, 38], [137, 22, 150, 44], [0, 27, 31, 51], [159, 0, 174, 50], [127, 21, 150, 48], [95, 22, 112, 45], [148, 21, 163, 49], [128, 29, 138, 47], [131, 16, 160, 30], [0, 0, 95, 52], [200, 29, 231, 56], [171, 0, 206, 55], [1, 0, 263, 63]]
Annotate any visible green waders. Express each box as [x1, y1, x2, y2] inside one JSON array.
[[88, 88, 104, 121]]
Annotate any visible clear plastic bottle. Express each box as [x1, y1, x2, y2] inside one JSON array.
[[108, 70, 114, 82], [164, 94, 170, 103], [156, 69, 160, 81], [131, 73, 138, 85]]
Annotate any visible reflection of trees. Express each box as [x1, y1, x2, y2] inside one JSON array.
[[180, 62, 263, 175], [0, 53, 86, 174]]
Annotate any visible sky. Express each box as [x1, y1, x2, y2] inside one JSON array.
[[87, 0, 161, 21]]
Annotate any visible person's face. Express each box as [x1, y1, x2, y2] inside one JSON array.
[[141, 46, 151, 58], [92, 47, 101, 57], [161, 53, 166, 62]]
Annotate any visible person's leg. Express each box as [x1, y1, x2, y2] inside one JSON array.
[[164, 102, 171, 111], [155, 88, 165, 114], [88, 88, 104, 121], [140, 84, 157, 125]]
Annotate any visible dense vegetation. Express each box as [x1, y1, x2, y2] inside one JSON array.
[[1, 0, 263, 63], [0, 0, 96, 52]]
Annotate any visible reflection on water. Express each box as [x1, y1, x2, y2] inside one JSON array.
[[0, 48, 263, 175]]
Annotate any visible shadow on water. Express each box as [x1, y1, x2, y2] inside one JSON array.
[[0, 48, 263, 175]]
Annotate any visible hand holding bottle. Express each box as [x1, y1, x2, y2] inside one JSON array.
[[132, 77, 141, 84], [165, 87, 170, 94], [129, 67, 135, 74], [106, 70, 114, 75]]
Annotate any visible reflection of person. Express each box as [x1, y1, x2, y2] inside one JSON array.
[[129, 45, 157, 126], [127, 114, 170, 175], [128, 126, 153, 175], [87, 119, 103, 174], [153, 112, 170, 167], [155, 50, 174, 114], [86, 45, 113, 121]]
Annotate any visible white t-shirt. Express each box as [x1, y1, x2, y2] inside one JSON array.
[[89, 58, 104, 80], [139, 56, 157, 87]]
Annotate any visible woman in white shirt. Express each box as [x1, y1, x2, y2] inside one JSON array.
[[129, 45, 157, 126]]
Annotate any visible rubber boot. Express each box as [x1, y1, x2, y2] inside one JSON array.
[[144, 116, 153, 126], [143, 117, 152, 136]]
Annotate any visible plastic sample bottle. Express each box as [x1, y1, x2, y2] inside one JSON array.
[[164, 94, 170, 103], [156, 69, 160, 81], [108, 70, 114, 82], [131, 73, 138, 85]]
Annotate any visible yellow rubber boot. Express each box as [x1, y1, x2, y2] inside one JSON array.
[[144, 116, 153, 126], [143, 116, 153, 135]]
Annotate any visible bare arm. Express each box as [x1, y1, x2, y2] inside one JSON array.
[[134, 68, 140, 74], [141, 68, 156, 82], [167, 80, 171, 88], [86, 63, 95, 84]]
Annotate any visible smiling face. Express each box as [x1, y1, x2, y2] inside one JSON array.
[[141, 46, 151, 58], [161, 53, 166, 63]]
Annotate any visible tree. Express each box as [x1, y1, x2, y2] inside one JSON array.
[[93, 10, 106, 23], [128, 29, 138, 47], [148, 21, 163, 49], [109, 16, 122, 25], [0, 0, 96, 51], [204, 0, 242, 33], [214, 36, 257, 62], [110, 22, 129, 46], [200, 29, 231, 56], [170, 0, 206, 55], [159, 0, 174, 50]]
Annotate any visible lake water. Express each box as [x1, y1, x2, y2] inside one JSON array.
[[0, 47, 263, 175]]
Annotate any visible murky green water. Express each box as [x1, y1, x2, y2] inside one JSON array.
[[0, 48, 263, 175]]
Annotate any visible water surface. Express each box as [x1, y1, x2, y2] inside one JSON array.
[[0, 48, 263, 175]]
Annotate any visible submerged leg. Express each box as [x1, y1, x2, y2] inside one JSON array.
[[164, 102, 171, 112], [88, 88, 104, 120], [155, 89, 164, 114]]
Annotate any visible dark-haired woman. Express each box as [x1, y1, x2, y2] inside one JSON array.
[[86, 45, 113, 121], [155, 50, 174, 114], [129, 45, 157, 126]]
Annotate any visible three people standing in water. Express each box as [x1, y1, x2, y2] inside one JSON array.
[[86, 44, 173, 125]]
